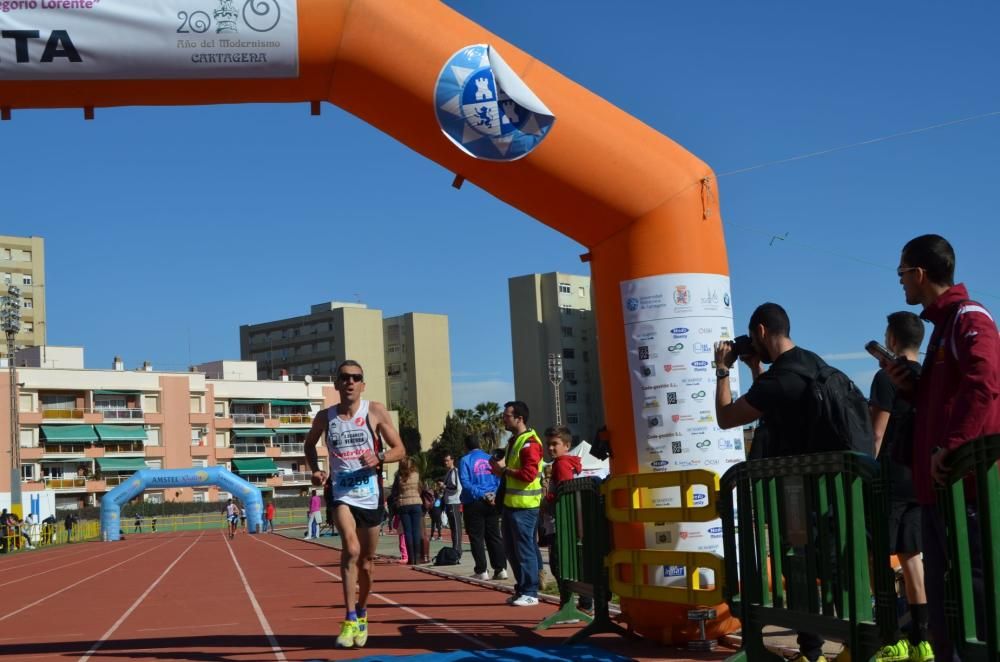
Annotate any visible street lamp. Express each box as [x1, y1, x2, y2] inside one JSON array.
[[2, 285, 22, 518], [547, 353, 563, 426]]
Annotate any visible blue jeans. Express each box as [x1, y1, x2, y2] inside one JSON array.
[[398, 505, 423, 565], [502, 507, 540, 598]]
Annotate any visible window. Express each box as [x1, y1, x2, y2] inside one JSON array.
[[21, 464, 35, 481], [145, 427, 161, 446], [562, 348, 575, 359], [565, 391, 578, 403], [144, 492, 164, 504], [191, 427, 206, 445], [2, 273, 9, 284], [22, 298, 32, 309], [94, 396, 126, 410], [558, 283, 572, 294], [22, 274, 32, 285], [19, 428, 35, 447], [564, 369, 577, 382], [387, 343, 400, 354], [144, 395, 160, 413], [192, 490, 207, 503], [214, 401, 226, 417], [561, 326, 573, 337], [387, 363, 402, 377], [22, 322, 32, 333], [18, 393, 33, 412], [192, 459, 208, 469], [578, 286, 586, 297], [145, 459, 162, 470], [567, 413, 579, 424], [583, 350, 590, 362], [216, 432, 227, 448], [189, 395, 203, 413]]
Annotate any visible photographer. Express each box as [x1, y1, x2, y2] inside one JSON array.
[[714, 302, 844, 662]]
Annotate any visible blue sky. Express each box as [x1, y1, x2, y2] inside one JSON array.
[[2, 1, 998, 408]]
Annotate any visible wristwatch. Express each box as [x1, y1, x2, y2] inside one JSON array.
[[716, 367, 730, 379], [376, 450, 386, 463]]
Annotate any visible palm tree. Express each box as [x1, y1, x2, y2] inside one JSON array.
[[474, 401, 504, 451]]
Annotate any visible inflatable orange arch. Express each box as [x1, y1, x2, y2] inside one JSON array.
[[0, 0, 736, 643]]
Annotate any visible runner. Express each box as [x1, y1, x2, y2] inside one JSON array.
[[305, 359, 404, 649], [225, 499, 239, 539]]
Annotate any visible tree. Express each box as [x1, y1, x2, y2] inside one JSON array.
[[474, 401, 504, 451], [394, 404, 422, 455], [428, 412, 469, 475]]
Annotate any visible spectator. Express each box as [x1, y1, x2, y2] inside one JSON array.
[[442, 453, 463, 559], [870, 311, 932, 662], [151, 515, 157, 533], [492, 400, 544, 607], [264, 499, 276, 533], [395, 456, 425, 566], [541, 426, 593, 613], [240, 505, 247, 532], [24, 512, 39, 548], [305, 489, 322, 539], [460, 434, 507, 581], [0, 508, 9, 552], [133, 512, 143, 534], [41, 515, 56, 545], [63, 512, 78, 543], [429, 481, 444, 541], [885, 234, 999, 662]]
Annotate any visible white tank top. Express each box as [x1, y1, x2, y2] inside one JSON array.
[[326, 400, 382, 510]]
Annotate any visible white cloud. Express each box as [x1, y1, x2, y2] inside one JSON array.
[[452, 380, 515, 409]]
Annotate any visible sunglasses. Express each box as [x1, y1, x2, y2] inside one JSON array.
[[337, 373, 364, 383], [896, 266, 920, 278]]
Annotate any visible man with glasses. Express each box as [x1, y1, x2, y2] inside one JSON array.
[[305, 360, 405, 649], [885, 234, 999, 662]]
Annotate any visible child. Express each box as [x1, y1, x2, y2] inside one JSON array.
[[543, 426, 593, 613]]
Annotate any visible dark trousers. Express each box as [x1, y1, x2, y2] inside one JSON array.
[[463, 499, 505, 574], [397, 505, 423, 566], [502, 506, 540, 597], [429, 508, 443, 537], [446, 503, 463, 556], [923, 505, 984, 662]]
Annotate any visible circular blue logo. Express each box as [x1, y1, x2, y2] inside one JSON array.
[[435, 44, 555, 161], [626, 297, 640, 311]]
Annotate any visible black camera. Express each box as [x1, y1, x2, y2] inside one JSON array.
[[492, 448, 506, 461], [732, 334, 754, 357]]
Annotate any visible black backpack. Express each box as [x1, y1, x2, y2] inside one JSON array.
[[434, 546, 461, 566], [785, 361, 874, 455]]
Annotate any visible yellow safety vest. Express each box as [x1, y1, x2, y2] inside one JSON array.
[[503, 429, 544, 509]]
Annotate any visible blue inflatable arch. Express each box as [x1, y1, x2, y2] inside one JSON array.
[[100, 467, 264, 541]]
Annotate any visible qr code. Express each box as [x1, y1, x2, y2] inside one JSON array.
[[672, 441, 683, 454], [638, 345, 649, 360], [666, 392, 678, 405]]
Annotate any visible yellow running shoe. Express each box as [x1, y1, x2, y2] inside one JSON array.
[[354, 615, 368, 648], [336, 619, 358, 648], [908, 640, 934, 662], [786, 655, 828, 662], [875, 639, 911, 662]]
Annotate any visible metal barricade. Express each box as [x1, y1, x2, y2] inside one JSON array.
[[719, 452, 897, 661], [936, 433, 1000, 661]]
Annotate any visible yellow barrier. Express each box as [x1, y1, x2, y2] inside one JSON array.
[[603, 470, 721, 524], [607, 549, 725, 605]]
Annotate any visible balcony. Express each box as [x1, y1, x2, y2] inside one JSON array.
[[102, 475, 132, 486], [276, 414, 312, 425], [43, 477, 87, 490], [100, 441, 145, 455], [277, 442, 305, 455], [233, 444, 268, 455], [279, 471, 313, 484], [42, 443, 92, 455], [95, 407, 144, 421], [41, 408, 86, 420], [232, 413, 265, 425]]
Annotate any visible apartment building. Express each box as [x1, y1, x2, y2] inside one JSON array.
[[0, 235, 46, 354], [383, 313, 453, 450], [0, 348, 338, 510], [508, 273, 605, 440], [241, 303, 453, 450], [239, 302, 387, 404]]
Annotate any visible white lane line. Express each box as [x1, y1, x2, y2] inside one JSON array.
[[251, 536, 487, 649], [224, 532, 287, 661], [0, 539, 175, 623], [0, 543, 146, 588], [78, 533, 205, 662], [136, 622, 240, 633]]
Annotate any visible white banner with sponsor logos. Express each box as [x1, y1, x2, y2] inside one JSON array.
[[0, 0, 297, 80], [621, 272, 745, 587]]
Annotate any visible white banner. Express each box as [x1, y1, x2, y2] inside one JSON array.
[[620, 272, 745, 587], [0, 0, 298, 80]]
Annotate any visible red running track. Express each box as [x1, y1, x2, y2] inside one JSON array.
[[0, 530, 698, 661]]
